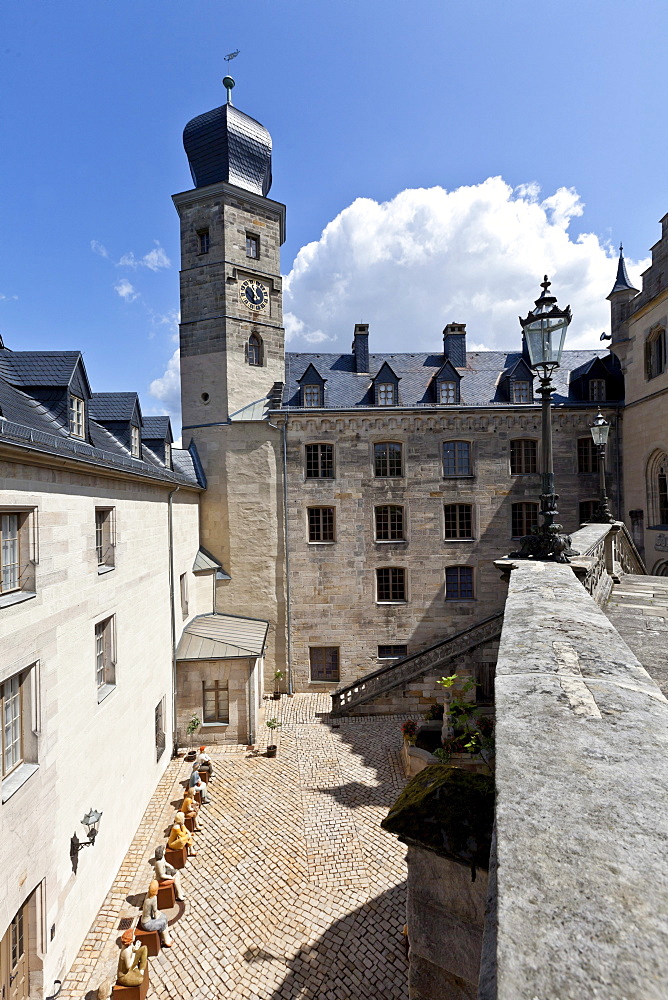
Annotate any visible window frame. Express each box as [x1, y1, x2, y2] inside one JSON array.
[[130, 424, 141, 459], [445, 566, 475, 601], [309, 647, 340, 683], [645, 326, 666, 381], [69, 395, 85, 439], [376, 383, 397, 406], [373, 441, 404, 478], [442, 440, 472, 478], [303, 384, 322, 408], [1, 673, 23, 779], [307, 506, 336, 543], [510, 438, 538, 475], [589, 379, 606, 401], [155, 696, 166, 762], [376, 566, 407, 604], [443, 503, 474, 541], [0, 509, 37, 607], [246, 233, 260, 259], [94, 615, 116, 700], [511, 501, 539, 538], [95, 507, 115, 572], [579, 499, 599, 524], [305, 443, 334, 480], [374, 504, 405, 542], [164, 442, 171, 469], [246, 333, 263, 367], [377, 644, 408, 660], [180, 573, 189, 617], [197, 229, 210, 255], [202, 678, 229, 724], [512, 380, 532, 404], [438, 381, 458, 405], [577, 437, 597, 475]]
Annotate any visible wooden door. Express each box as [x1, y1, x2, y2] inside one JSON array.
[[0, 902, 28, 1000]]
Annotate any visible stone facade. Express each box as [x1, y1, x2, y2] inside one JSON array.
[[175, 655, 255, 746]]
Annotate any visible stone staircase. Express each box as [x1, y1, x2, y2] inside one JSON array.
[[330, 612, 504, 717], [605, 574, 668, 698]]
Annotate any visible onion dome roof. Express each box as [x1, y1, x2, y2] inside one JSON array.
[[183, 95, 272, 196]]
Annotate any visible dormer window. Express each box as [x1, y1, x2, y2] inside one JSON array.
[[439, 381, 458, 405], [165, 442, 171, 469], [589, 380, 606, 401], [303, 385, 322, 408], [131, 425, 140, 458], [377, 383, 396, 406], [512, 381, 532, 403], [69, 395, 85, 438]]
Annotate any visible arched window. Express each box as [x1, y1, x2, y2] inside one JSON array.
[[645, 326, 666, 380], [246, 333, 263, 367], [646, 450, 668, 526]]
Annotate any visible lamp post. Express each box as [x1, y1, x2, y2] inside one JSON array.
[[70, 808, 103, 873], [590, 410, 614, 523], [511, 276, 579, 563]]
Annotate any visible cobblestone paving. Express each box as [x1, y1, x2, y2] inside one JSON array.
[[605, 574, 668, 697], [62, 695, 411, 999]]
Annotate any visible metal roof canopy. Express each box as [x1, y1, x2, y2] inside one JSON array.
[[176, 613, 269, 661]]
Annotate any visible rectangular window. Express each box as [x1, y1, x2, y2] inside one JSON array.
[[510, 439, 537, 474], [659, 473, 668, 525], [511, 502, 539, 537], [164, 443, 171, 469], [475, 664, 495, 705], [646, 329, 666, 379], [376, 566, 407, 603], [2, 674, 22, 778], [246, 234, 259, 259], [131, 425, 140, 458], [579, 500, 599, 524], [577, 437, 597, 474], [309, 647, 340, 682], [203, 679, 229, 723], [1, 513, 19, 593], [197, 229, 210, 254], [445, 566, 474, 600], [444, 504, 473, 539], [375, 505, 405, 541], [180, 573, 189, 617], [69, 395, 85, 438], [303, 385, 322, 408], [376, 383, 396, 406], [374, 442, 403, 478], [512, 381, 531, 403], [95, 616, 116, 694], [377, 644, 408, 660], [443, 441, 471, 477], [95, 508, 114, 569], [589, 379, 606, 401], [305, 443, 334, 479], [308, 507, 335, 542], [155, 697, 166, 762], [439, 381, 457, 404]]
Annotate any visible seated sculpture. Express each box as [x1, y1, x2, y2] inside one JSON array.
[[188, 765, 210, 803], [140, 880, 172, 947], [116, 928, 148, 987], [153, 844, 184, 900], [197, 746, 213, 777], [167, 811, 196, 856], [181, 791, 201, 832]]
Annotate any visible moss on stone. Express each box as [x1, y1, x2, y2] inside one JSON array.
[[381, 765, 494, 869]]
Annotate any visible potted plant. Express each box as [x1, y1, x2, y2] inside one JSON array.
[[273, 670, 284, 700], [433, 674, 495, 773], [265, 717, 282, 757], [184, 714, 200, 761]]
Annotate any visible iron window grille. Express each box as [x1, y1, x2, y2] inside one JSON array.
[[69, 395, 85, 438], [203, 679, 229, 723], [445, 566, 474, 600], [376, 567, 407, 602], [444, 504, 473, 539], [577, 437, 597, 474], [510, 439, 537, 475], [308, 507, 335, 542], [589, 379, 606, 401], [511, 502, 539, 538], [310, 647, 340, 682], [375, 505, 405, 541], [246, 234, 260, 259], [374, 442, 403, 477], [305, 444, 334, 479], [443, 441, 471, 476], [377, 644, 408, 660], [197, 229, 210, 254]]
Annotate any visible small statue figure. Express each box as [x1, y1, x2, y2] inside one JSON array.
[[181, 790, 201, 832], [188, 764, 210, 803], [167, 810, 196, 856], [97, 980, 112, 1000], [140, 880, 173, 947], [153, 844, 185, 901], [197, 745, 213, 778], [116, 928, 148, 987]]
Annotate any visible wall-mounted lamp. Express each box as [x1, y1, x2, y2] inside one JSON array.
[[70, 808, 103, 872]]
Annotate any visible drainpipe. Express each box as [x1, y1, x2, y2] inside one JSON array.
[[167, 486, 180, 754], [615, 406, 622, 522], [268, 413, 293, 695]]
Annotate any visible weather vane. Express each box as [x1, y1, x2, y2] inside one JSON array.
[[223, 50, 240, 104]]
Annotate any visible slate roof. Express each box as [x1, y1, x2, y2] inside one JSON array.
[[183, 102, 272, 197], [89, 392, 140, 422], [283, 349, 621, 409], [0, 351, 85, 388], [143, 416, 172, 441]]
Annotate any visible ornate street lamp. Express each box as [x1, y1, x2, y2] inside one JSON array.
[[70, 808, 103, 872], [590, 410, 614, 523], [512, 276, 579, 562]]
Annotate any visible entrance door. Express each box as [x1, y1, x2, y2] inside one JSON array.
[[0, 902, 29, 1000]]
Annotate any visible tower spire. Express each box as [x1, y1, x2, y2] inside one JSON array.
[[607, 243, 638, 298]]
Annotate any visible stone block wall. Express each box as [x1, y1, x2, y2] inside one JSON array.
[[176, 656, 252, 746]]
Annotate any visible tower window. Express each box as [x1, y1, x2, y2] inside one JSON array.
[[246, 234, 260, 259], [197, 230, 210, 255], [246, 333, 263, 366]]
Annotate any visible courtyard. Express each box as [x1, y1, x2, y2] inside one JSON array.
[[61, 695, 410, 1000]]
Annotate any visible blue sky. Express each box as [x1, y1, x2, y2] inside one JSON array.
[[1, 1, 666, 432]]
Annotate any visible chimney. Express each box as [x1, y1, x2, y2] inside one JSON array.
[[352, 323, 370, 373], [443, 323, 467, 368]]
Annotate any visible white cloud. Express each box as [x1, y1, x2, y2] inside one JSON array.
[[0, 293, 18, 302], [119, 242, 171, 271], [90, 240, 109, 258], [283, 178, 648, 354], [114, 278, 139, 302], [149, 348, 181, 423]]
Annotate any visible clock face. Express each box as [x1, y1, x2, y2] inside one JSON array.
[[239, 278, 268, 312]]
